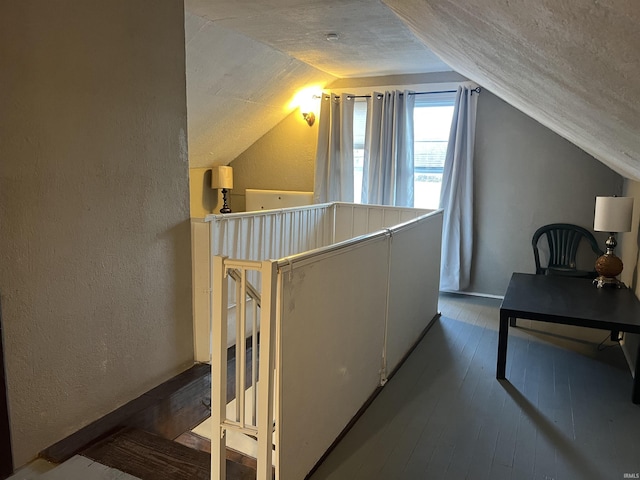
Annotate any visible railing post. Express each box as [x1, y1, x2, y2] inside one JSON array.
[[256, 260, 278, 480], [211, 255, 228, 480]]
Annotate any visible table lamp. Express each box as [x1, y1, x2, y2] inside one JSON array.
[[211, 165, 233, 214], [593, 196, 634, 288]]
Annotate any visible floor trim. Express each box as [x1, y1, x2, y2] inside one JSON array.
[[0, 298, 14, 480], [440, 289, 505, 300]]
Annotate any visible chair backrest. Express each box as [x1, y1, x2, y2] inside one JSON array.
[[532, 223, 604, 275]]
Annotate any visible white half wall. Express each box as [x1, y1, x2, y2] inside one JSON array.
[[278, 237, 390, 480], [385, 212, 442, 374]]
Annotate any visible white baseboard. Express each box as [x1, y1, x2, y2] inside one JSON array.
[[440, 289, 504, 300]]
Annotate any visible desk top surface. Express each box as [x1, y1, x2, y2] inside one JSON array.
[[501, 273, 640, 332]]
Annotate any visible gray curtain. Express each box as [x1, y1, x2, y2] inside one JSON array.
[[313, 93, 355, 203], [439, 85, 479, 291], [361, 90, 415, 207]]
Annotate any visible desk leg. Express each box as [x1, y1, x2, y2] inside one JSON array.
[[611, 330, 620, 342], [633, 342, 640, 405], [510, 317, 517, 327], [497, 310, 509, 379]]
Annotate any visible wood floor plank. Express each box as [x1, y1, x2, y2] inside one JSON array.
[[82, 428, 256, 480], [173, 431, 211, 454], [39, 456, 139, 480], [533, 429, 556, 480], [465, 421, 499, 480], [82, 428, 210, 480]]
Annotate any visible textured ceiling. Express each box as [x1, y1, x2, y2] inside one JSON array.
[[186, 0, 640, 181], [383, 0, 640, 181], [184, 0, 451, 167], [186, 0, 450, 78], [185, 11, 336, 167]]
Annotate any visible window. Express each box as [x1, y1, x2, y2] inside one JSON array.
[[413, 96, 455, 209], [352, 92, 455, 209], [353, 100, 367, 203]]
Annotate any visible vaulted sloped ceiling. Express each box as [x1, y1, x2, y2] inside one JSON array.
[[383, 0, 640, 180], [185, 0, 450, 168], [186, 0, 640, 179], [185, 10, 336, 168]]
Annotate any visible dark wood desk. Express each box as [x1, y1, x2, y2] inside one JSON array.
[[497, 272, 640, 403]]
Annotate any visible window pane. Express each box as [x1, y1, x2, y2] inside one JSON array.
[[353, 100, 367, 149], [414, 103, 454, 209], [353, 100, 367, 203], [354, 148, 364, 203]]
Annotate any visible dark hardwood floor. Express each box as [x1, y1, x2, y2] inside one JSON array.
[[82, 428, 255, 480]]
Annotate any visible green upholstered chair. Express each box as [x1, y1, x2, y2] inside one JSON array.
[[532, 223, 604, 278]]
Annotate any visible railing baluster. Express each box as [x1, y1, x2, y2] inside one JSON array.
[[256, 260, 277, 480], [251, 298, 258, 426], [211, 256, 228, 480], [238, 269, 247, 428], [235, 272, 242, 424]]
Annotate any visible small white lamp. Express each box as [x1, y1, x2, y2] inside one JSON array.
[[211, 166, 233, 214], [593, 196, 634, 288]]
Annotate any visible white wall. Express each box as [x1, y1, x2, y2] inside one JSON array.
[[0, 1, 193, 467], [471, 90, 624, 295]]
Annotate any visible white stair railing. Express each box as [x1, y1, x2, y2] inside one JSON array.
[[211, 256, 277, 480]]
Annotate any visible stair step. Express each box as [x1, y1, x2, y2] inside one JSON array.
[[40, 456, 139, 479], [175, 431, 259, 471], [193, 383, 275, 463], [4, 455, 137, 480], [82, 428, 255, 480]]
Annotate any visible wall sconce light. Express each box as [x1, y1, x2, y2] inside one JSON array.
[[301, 111, 315, 127], [298, 91, 320, 127], [211, 165, 233, 214], [291, 86, 322, 127], [593, 195, 634, 288]]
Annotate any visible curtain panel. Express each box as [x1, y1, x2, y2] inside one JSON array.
[[439, 85, 479, 291], [313, 93, 355, 203], [361, 90, 415, 207]]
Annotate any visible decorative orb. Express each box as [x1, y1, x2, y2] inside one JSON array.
[[595, 254, 623, 278]]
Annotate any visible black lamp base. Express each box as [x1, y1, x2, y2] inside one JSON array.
[[219, 188, 232, 214]]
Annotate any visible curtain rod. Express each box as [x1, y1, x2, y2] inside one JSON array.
[[318, 87, 481, 100]]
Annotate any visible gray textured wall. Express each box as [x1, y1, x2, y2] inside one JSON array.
[[0, 0, 193, 466], [471, 91, 624, 295], [229, 111, 319, 212]]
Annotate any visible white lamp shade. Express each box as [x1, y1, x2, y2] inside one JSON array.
[[594, 196, 634, 233], [211, 166, 233, 189]]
